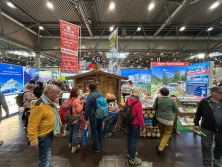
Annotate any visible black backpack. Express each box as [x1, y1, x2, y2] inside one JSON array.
[[121, 100, 139, 125], [15, 92, 28, 107]]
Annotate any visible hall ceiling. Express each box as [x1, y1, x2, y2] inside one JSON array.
[[0, 0, 222, 68]]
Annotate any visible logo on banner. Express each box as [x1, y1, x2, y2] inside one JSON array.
[[156, 56, 162, 62], [8, 66, 15, 70]]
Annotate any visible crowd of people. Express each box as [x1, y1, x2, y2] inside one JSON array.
[[0, 80, 222, 167]]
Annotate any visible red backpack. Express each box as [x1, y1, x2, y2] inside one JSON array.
[[60, 98, 81, 124]]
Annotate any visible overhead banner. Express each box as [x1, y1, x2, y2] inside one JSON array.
[[186, 61, 214, 97], [151, 62, 190, 96], [0, 63, 24, 94], [23, 67, 40, 86], [60, 20, 79, 74], [108, 28, 118, 74]]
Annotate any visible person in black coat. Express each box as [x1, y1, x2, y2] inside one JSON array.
[[33, 81, 43, 99]]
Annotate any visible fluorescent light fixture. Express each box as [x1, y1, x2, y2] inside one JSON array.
[[207, 27, 213, 31], [7, 2, 15, 8], [179, 26, 185, 31], [47, 2, 53, 9], [210, 2, 219, 9], [148, 3, 155, 10], [106, 52, 129, 59], [39, 26, 44, 30], [109, 2, 115, 10], [110, 26, 114, 31], [137, 27, 141, 31]]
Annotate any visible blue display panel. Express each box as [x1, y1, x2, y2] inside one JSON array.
[[0, 63, 24, 94], [23, 67, 40, 85], [186, 62, 210, 97]]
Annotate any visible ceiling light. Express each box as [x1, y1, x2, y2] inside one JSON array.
[[110, 26, 114, 31], [160, 53, 163, 55], [147, 53, 149, 55], [207, 27, 213, 31], [109, 2, 115, 10], [47, 2, 53, 9], [210, 2, 219, 9], [39, 26, 44, 30], [7, 2, 15, 8], [179, 26, 185, 31], [137, 27, 141, 31], [148, 3, 155, 10]]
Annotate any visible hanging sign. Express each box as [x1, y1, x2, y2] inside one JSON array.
[[60, 20, 79, 74]]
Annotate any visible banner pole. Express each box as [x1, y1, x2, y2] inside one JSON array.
[[79, 26, 81, 74]]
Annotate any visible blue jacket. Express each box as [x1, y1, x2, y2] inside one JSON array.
[[85, 90, 102, 121]]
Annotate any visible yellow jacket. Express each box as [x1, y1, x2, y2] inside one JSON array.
[[27, 98, 54, 142]]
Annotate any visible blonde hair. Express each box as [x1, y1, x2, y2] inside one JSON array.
[[26, 83, 34, 89]]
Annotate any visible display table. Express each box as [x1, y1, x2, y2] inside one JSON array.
[[173, 96, 199, 134], [1, 94, 19, 117]]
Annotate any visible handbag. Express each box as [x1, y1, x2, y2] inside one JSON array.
[[152, 97, 158, 126]]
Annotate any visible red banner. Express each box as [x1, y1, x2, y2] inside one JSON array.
[[60, 20, 79, 73], [151, 61, 190, 66]]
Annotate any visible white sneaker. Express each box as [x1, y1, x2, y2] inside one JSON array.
[[127, 152, 138, 158]]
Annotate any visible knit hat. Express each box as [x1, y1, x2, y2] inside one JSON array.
[[131, 87, 141, 97], [209, 86, 222, 93]]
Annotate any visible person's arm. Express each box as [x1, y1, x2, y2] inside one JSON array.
[[136, 102, 145, 130], [0, 94, 9, 117], [153, 98, 157, 110], [194, 100, 203, 130], [84, 95, 92, 121], [172, 99, 179, 113], [27, 105, 43, 143]]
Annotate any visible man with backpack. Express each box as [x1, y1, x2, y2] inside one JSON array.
[[85, 83, 108, 153], [0, 92, 9, 146]]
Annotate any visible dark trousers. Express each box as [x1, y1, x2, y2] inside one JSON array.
[[201, 128, 222, 167], [127, 124, 140, 159], [90, 118, 103, 151], [38, 132, 53, 167], [24, 108, 30, 128]]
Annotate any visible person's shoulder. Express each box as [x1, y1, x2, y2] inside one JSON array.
[[34, 98, 44, 106]]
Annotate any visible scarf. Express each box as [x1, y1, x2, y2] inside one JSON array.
[[42, 95, 62, 135]]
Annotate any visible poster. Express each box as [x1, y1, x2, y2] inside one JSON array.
[[109, 28, 118, 53], [60, 20, 79, 74], [60, 72, 75, 81], [23, 67, 40, 86], [39, 71, 52, 85], [186, 62, 212, 97], [151, 62, 190, 96], [121, 68, 151, 104], [1, 94, 19, 117], [0, 63, 24, 94], [52, 72, 57, 79]]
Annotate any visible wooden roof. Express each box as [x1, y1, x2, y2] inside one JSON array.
[[66, 69, 128, 80]]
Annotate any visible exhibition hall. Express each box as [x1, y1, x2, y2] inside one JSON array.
[[0, 0, 222, 167]]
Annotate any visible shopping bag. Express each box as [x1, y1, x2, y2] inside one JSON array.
[[82, 126, 88, 145]]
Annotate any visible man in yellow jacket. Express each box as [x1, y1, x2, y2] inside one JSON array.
[[28, 84, 60, 167]]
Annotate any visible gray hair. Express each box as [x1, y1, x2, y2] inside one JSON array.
[[43, 84, 58, 95]]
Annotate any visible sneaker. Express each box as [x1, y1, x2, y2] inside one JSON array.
[[127, 152, 138, 158], [71, 144, 80, 153], [0, 140, 3, 146], [89, 147, 99, 153], [129, 157, 142, 165]]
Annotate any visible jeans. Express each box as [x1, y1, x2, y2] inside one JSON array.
[[68, 120, 80, 147], [127, 124, 140, 159], [158, 121, 173, 151], [90, 118, 103, 151], [38, 132, 53, 167], [201, 128, 222, 167]]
